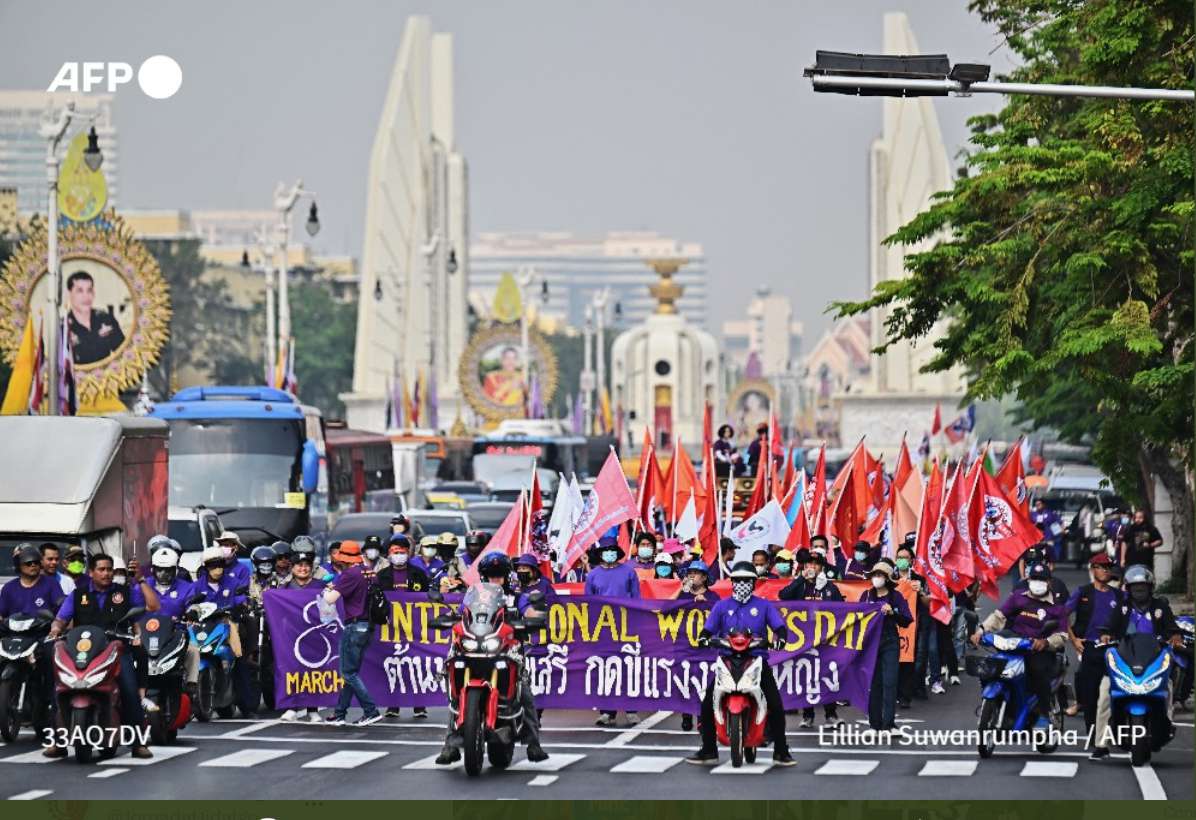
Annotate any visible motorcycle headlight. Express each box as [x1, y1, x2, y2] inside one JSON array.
[[74, 670, 108, 689], [993, 635, 1022, 652], [1114, 671, 1165, 695], [200, 644, 213, 654], [481, 636, 501, 652], [460, 637, 478, 652]]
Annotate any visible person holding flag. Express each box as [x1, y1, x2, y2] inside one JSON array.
[[585, 531, 640, 727], [778, 549, 844, 729]]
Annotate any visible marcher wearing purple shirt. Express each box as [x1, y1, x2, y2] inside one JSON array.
[[1066, 554, 1121, 735], [0, 573, 63, 619], [322, 541, 381, 726], [584, 535, 640, 726]]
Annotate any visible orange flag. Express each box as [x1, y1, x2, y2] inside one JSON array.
[[636, 428, 663, 534], [996, 437, 1030, 516], [742, 450, 768, 520], [913, 461, 951, 624], [663, 439, 704, 523]]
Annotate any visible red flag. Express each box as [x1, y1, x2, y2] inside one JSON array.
[[699, 448, 720, 565], [701, 402, 713, 458], [774, 445, 796, 505], [913, 461, 951, 624], [971, 466, 1042, 585], [996, 438, 1030, 517], [938, 464, 978, 594], [463, 490, 526, 586], [783, 491, 813, 551], [562, 451, 637, 572], [828, 439, 870, 556], [636, 429, 662, 534], [931, 403, 943, 435], [807, 445, 827, 536], [663, 439, 704, 523], [742, 451, 768, 520]]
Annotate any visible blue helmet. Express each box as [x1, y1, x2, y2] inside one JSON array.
[[478, 552, 512, 580], [685, 559, 710, 577]]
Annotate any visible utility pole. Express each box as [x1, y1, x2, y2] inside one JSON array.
[[40, 103, 74, 415]]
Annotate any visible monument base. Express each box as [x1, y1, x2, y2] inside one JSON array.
[[838, 391, 966, 460]]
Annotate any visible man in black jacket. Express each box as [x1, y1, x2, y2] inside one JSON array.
[[1065, 553, 1121, 732], [1089, 564, 1182, 760], [778, 550, 844, 728]]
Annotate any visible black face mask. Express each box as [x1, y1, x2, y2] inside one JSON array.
[[1130, 585, 1151, 606], [516, 572, 534, 586]]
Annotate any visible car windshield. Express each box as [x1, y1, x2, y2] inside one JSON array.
[[167, 520, 204, 553], [329, 516, 394, 544], [408, 515, 468, 537], [467, 505, 512, 532], [167, 418, 303, 509], [461, 583, 505, 637]]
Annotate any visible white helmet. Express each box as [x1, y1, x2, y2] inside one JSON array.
[[201, 545, 224, 565], [110, 555, 127, 571], [151, 549, 179, 569]]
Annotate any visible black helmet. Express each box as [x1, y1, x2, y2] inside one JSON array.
[[1026, 562, 1051, 581], [478, 553, 512, 580], [465, 531, 490, 552], [13, 543, 41, 571], [251, 545, 276, 573], [271, 540, 292, 558]]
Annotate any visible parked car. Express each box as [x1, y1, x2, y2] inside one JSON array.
[[466, 502, 515, 534], [167, 505, 224, 578], [428, 481, 492, 504], [407, 510, 473, 551], [328, 513, 403, 548]]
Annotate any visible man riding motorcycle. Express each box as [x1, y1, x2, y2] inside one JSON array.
[[146, 547, 202, 697], [194, 546, 255, 718], [685, 561, 797, 767], [434, 553, 549, 765], [0, 544, 66, 731], [441, 532, 491, 592], [249, 545, 279, 602], [971, 562, 1069, 729], [1089, 564, 1183, 760]]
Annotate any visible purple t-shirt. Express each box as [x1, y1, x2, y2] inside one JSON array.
[[0, 575, 64, 618], [332, 565, 370, 620], [998, 590, 1069, 639], [1066, 585, 1120, 641], [584, 563, 641, 599]]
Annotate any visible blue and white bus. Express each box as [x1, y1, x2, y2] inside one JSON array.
[[150, 386, 322, 549]]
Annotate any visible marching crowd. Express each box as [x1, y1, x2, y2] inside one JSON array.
[[0, 498, 1187, 769]]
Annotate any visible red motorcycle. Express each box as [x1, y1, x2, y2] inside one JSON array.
[[709, 630, 769, 768], [51, 608, 144, 763], [429, 584, 546, 777]]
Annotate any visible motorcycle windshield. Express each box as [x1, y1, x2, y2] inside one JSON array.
[[460, 583, 505, 638], [1118, 633, 1163, 670], [139, 613, 175, 656]]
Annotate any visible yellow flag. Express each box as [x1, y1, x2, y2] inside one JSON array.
[[2, 315, 36, 415], [599, 387, 613, 435], [492, 273, 522, 324]]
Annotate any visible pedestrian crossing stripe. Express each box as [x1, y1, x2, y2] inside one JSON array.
[[198, 749, 294, 768], [302, 750, 389, 768], [609, 755, 684, 773], [815, 759, 878, 775], [918, 760, 978, 776], [99, 746, 196, 766]]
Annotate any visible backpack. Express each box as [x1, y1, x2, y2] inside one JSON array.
[[367, 581, 389, 626]]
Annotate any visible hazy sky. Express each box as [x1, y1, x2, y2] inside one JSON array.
[[0, 1, 1015, 338]]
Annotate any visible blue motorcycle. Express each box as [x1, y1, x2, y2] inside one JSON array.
[[186, 602, 238, 721], [1104, 633, 1175, 766], [1174, 616, 1193, 707], [967, 631, 1066, 758]]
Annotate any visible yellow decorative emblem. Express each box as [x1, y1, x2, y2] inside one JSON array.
[[57, 131, 108, 223], [490, 272, 522, 325], [458, 324, 558, 423], [76, 637, 92, 653]]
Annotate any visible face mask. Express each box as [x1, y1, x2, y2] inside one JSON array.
[[812, 548, 826, 559], [389, 553, 408, 567], [732, 580, 754, 604], [422, 548, 437, 559], [870, 576, 887, 590], [1129, 585, 1151, 605], [601, 550, 618, 564], [256, 563, 273, 577], [1027, 580, 1049, 597], [637, 546, 654, 560], [802, 567, 818, 580], [655, 565, 672, 579], [855, 550, 868, 562], [112, 572, 127, 586], [221, 546, 235, 561], [66, 560, 85, 575], [364, 548, 380, 561], [814, 573, 829, 590], [774, 562, 791, 576], [754, 565, 768, 577], [895, 558, 911, 571], [517, 571, 535, 586]]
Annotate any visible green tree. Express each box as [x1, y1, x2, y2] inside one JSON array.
[[289, 280, 356, 418], [836, 0, 1193, 587]]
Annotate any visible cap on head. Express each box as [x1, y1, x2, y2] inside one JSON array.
[[1026, 563, 1051, 581], [437, 532, 457, 546], [216, 531, 242, 545], [729, 561, 757, 580], [1089, 553, 1113, 568], [869, 559, 897, 582], [686, 559, 710, 576], [337, 541, 364, 564]]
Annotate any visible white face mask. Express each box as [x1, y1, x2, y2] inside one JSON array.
[[112, 573, 127, 586], [815, 573, 829, 590], [389, 553, 408, 567], [364, 548, 380, 561], [1028, 579, 1049, 597], [421, 548, 437, 559], [870, 576, 887, 590], [637, 546, 654, 560]]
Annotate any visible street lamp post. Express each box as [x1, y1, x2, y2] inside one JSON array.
[[421, 233, 442, 403], [272, 180, 319, 373], [591, 288, 610, 433], [581, 305, 594, 435], [515, 266, 537, 393], [40, 102, 76, 415], [243, 226, 277, 378]]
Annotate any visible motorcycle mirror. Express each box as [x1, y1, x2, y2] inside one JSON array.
[[526, 590, 546, 605], [36, 608, 54, 620], [123, 607, 147, 622]]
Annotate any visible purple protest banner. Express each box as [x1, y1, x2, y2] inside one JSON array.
[[264, 589, 883, 712]]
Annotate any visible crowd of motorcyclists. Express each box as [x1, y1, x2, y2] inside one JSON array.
[[0, 506, 1190, 770]]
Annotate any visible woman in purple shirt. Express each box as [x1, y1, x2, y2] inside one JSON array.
[[583, 535, 640, 726]]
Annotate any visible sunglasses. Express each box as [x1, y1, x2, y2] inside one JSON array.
[[20, 560, 40, 567]]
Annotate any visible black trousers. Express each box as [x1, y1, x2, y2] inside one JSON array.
[[1026, 650, 1058, 719], [1074, 643, 1107, 730], [937, 621, 958, 678], [699, 658, 787, 754]]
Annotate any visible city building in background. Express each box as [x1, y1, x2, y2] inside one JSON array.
[[721, 286, 803, 436], [610, 259, 718, 451], [799, 315, 871, 445], [342, 15, 470, 432], [837, 13, 967, 458], [0, 91, 119, 215], [470, 231, 709, 330]]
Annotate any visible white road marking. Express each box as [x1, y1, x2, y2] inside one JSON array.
[[88, 768, 129, 779], [7, 790, 52, 800], [99, 746, 197, 766], [403, 753, 461, 770], [510, 753, 585, 772], [918, 760, 978, 776], [302, 750, 389, 768], [527, 775, 558, 786], [606, 711, 673, 747], [198, 748, 295, 768], [712, 758, 774, 775], [1019, 761, 1077, 778], [218, 720, 279, 739], [815, 759, 878, 775], [1132, 764, 1167, 800], [0, 750, 62, 764], [609, 755, 684, 773]]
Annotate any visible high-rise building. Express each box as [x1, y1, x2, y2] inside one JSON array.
[[0, 91, 119, 215], [341, 16, 470, 432], [470, 231, 709, 329]]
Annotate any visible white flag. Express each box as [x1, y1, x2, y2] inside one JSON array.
[[547, 473, 573, 559], [674, 491, 699, 542], [728, 499, 791, 564], [722, 474, 735, 536]]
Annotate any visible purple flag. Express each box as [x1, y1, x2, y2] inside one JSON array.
[[428, 366, 439, 429], [570, 392, 583, 435], [265, 589, 882, 712]]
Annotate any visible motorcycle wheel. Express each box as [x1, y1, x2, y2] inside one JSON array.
[[1130, 714, 1151, 767], [487, 739, 514, 770], [745, 746, 757, 764], [148, 710, 167, 746], [1036, 697, 1063, 754], [729, 712, 745, 769], [70, 706, 93, 764], [215, 667, 236, 719], [0, 679, 21, 743], [462, 688, 486, 777], [977, 698, 1001, 759], [194, 669, 214, 723]]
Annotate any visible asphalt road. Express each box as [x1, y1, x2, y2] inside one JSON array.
[[0, 567, 1190, 801]]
